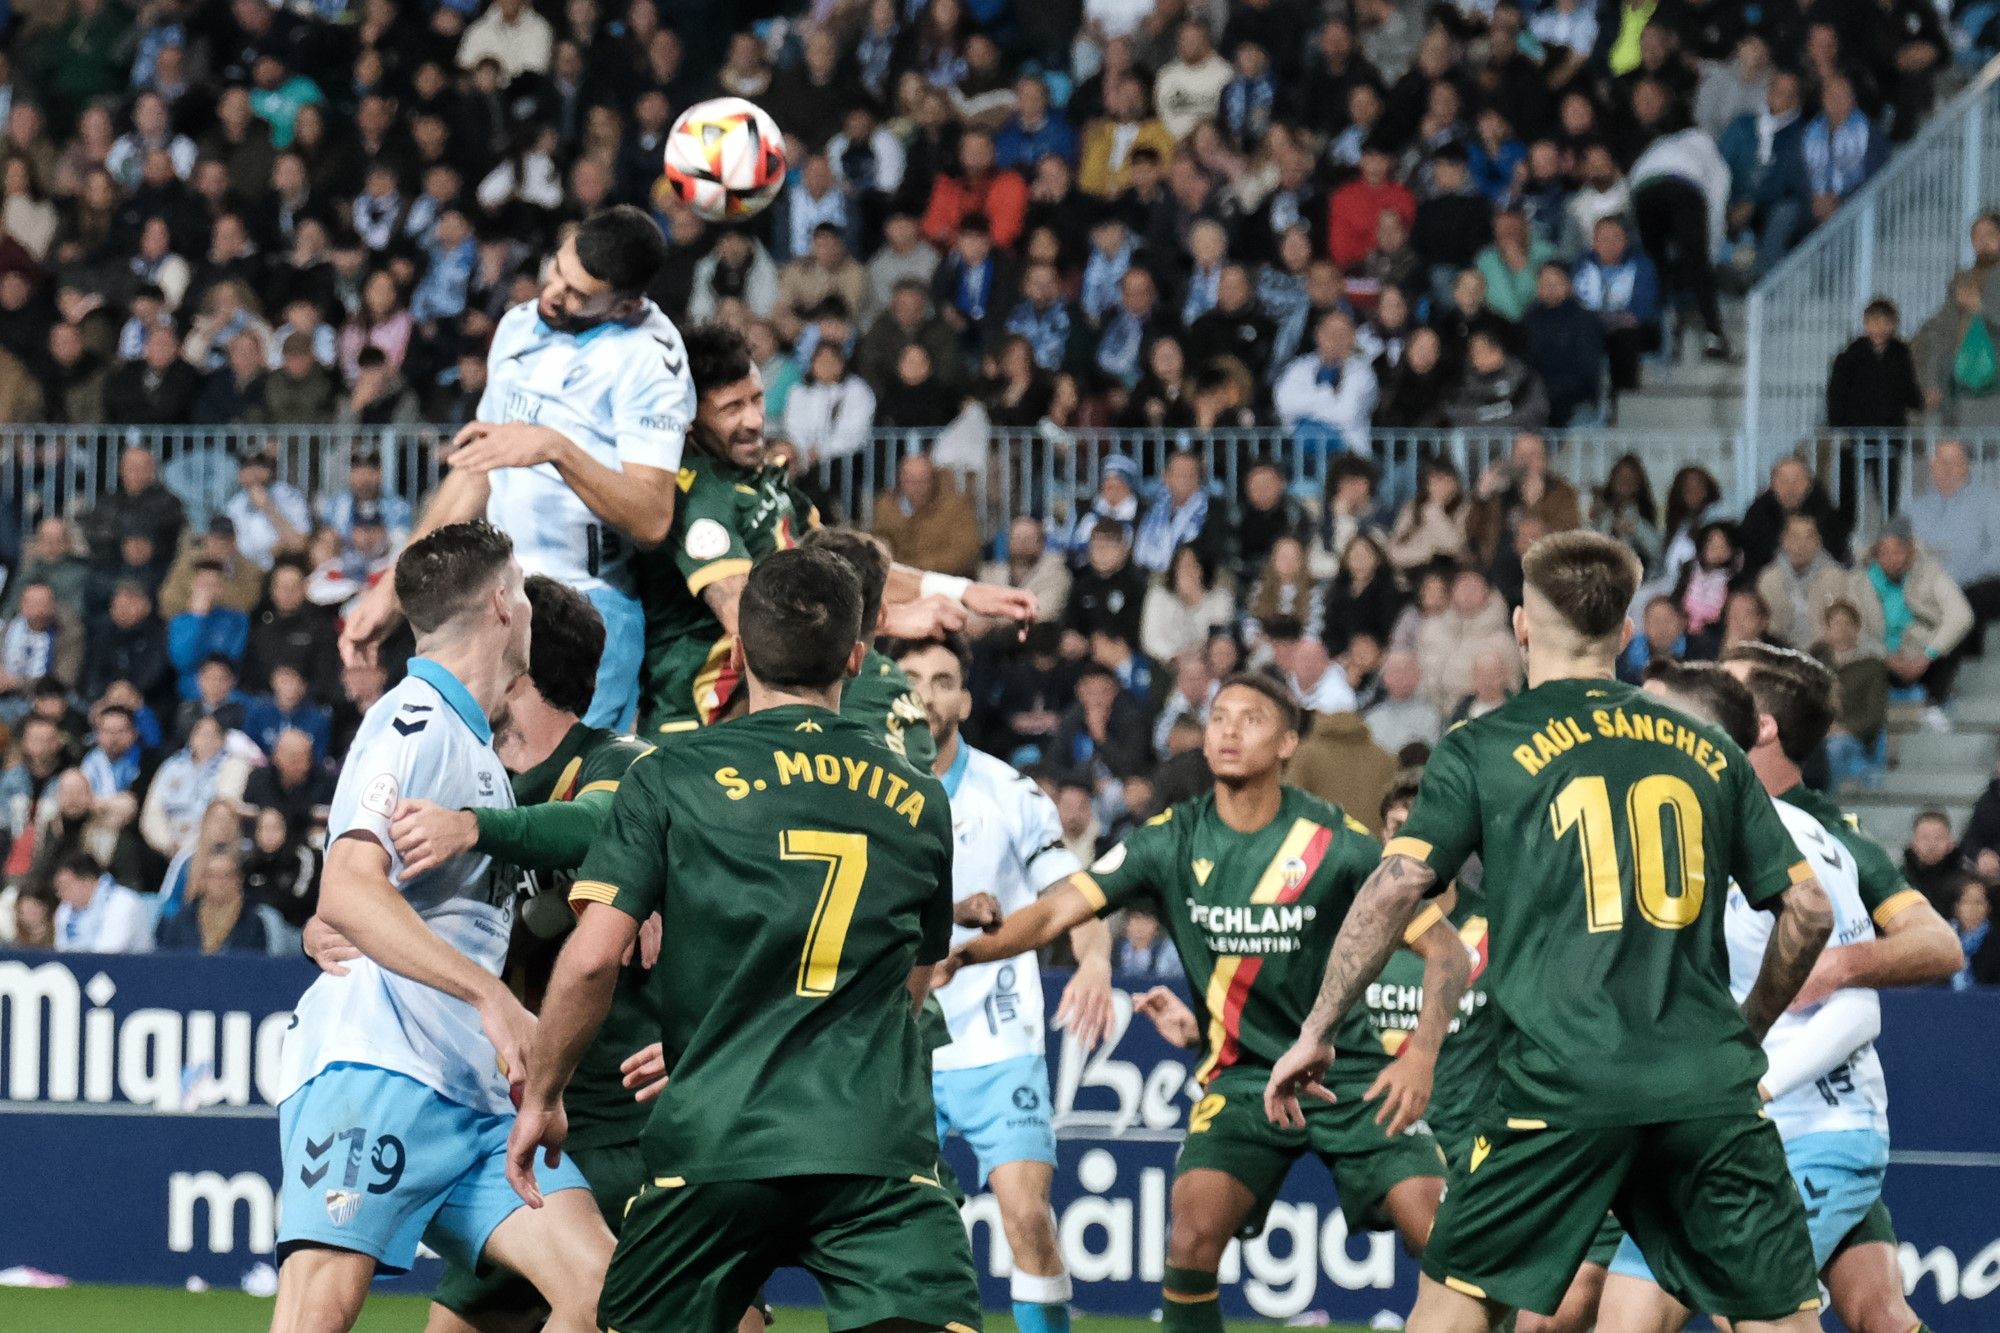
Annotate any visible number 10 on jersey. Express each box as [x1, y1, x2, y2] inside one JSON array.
[[1550, 774, 1707, 932]]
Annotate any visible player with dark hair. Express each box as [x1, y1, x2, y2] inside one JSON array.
[[803, 526, 937, 769], [637, 321, 1036, 735], [944, 672, 1468, 1333], [272, 524, 613, 1333], [511, 547, 980, 1333], [1267, 532, 1834, 1333], [343, 206, 693, 730]]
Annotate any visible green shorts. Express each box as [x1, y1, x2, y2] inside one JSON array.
[[1176, 1065, 1446, 1237], [431, 1139, 646, 1318], [601, 1172, 981, 1333], [1835, 1198, 1900, 1255], [640, 631, 735, 735], [1422, 1112, 1820, 1321]]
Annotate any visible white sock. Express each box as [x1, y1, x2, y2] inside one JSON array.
[[1011, 1270, 1073, 1304]]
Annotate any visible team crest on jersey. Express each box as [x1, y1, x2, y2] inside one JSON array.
[[360, 773, 399, 818], [1092, 843, 1127, 874], [1281, 856, 1309, 889], [685, 518, 732, 560], [325, 1189, 362, 1226], [1192, 858, 1213, 886]]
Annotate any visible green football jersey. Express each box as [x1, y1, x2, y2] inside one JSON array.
[[844, 647, 936, 773], [1078, 787, 1391, 1085], [636, 453, 818, 732], [1389, 678, 1813, 1128], [571, 704, 954, 1184], [1364, 887, 1495, 1152], [1777, 782, 1927, 929]]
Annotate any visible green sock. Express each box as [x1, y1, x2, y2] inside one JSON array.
[[1162, 1265, 1225, 1333]]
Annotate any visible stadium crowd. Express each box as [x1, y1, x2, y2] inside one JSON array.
[[0, 0, 1993, 987]]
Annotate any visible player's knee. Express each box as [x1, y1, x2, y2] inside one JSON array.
[[997, 1191, 1058, 1252], [1166, 1213, 1236, 1271], [1837, 1291, 1921, 1333]]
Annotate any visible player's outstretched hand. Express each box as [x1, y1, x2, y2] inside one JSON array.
[[481, 989, 537, 1108], [390, 799, 479, 877], [339, 577, 400, 669], [620, 1042, 670, 1103], [449, 421, 561, 474], [1055, 954, 1115, 1051], [881, 593, 969, 640], [962, 583, 1039, 634], [1133, 986, 1200, 1049], [1263, 1036, 1337, 1130], [505, 1093, 569, 1208], [301, 915, 362, 975], [934, 951, 968, 989], [1362, 1050, 1434, 1138], [953, 892, 1002, 929]]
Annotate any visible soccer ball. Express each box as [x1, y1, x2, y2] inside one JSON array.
[[661, 97, 787, 222]]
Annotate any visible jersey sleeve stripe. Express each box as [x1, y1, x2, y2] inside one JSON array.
[[1073, 874, 1108, 912], [1787, 860, 1816, 886], [1401, 901, 1445, 944], [1383, 835, 1433, 862], [577, 779, 620, 797], [686, 557, 753, 596], [1869, 886, 1926, 927], [569, 880, 619, 908]]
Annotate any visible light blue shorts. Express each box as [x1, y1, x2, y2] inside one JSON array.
[[584, 585, 644, 731], [277, 1062, 590, 1274], [932, 1053, 1059, 1187], [1609, 1127, 1889, 1282]]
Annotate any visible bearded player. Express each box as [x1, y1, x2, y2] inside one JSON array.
[[947, 674, 1468, 1330]]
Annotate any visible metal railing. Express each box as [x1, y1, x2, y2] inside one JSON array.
[[8, 423, 1992, 555], [1744, 56, 2000, 449]]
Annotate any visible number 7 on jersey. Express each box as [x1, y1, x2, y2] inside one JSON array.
[[782, 830, 869, 997]]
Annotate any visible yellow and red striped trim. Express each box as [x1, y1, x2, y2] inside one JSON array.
[[1194, 819, 1332, 1084]]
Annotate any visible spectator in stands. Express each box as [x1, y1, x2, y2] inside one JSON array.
[[1572, 217, 1661, 416], [0, 715, 73, 843], [784, 341, 877, 467], [1671, 521, 1743, 647], [53, 850, 152, 954], [243, 557, 337, 700], [1388, 458, 1472, 573], [1114, 906, 1185, 979], [165, 562, 249, 699], [243, 804, 320, 930], [1450, 647, 1517, 724], [316, 451, 411, 545], [80, 700, 146, 801], [1828, 298, 1924, 445], [777, 225, 869, 332], [1630, 123, 1733, 361], [175, 655, 248, 743], [1803, 76, 1884, 230], [1409, 146, 1491, 306], [193, 330, 271, 425], [1860, 0, 1949, 141], [1759, 514, 1850, 647], [1416, 568, 1521, 715], [1185, 265, 1275, 384], [1365, 649, 1442, 755], [1134, 451, 1228, 576], [1524, 262, 1607, 428], [1620, 596, 1691, 683], [1154, 19, 1232, 141], [244, 726, 334, 840], [1264, 619, 1354, 716], [1064, 518, 1147, 648], [1815, 598, 1890, 791], [1328, 141, 1415, 272], [221, 450, 309, 573], [1244, 544, 1318, 651], [1948, 878, 1999, 988], [1446, 330, 1550, 430], [1588, 454, 1664, 576], [1477, 209, 1555, 323], [140, 715, 249, 861], [1272, 309, 1377, 449], [1906, 439, 2000, 655], [1089, 265, 1168, 392], [87, 532, 169, 621], [1905, 811, 1968, 913], [1718, 69, 1809, 279], [0, 583, 82, 718], [82, 584, 172, 717], [1052, 664, 1150, 785], [104, 320, 203, 424], [1467, 432, 1580, 574], [995, 74, 1076, 172], [687, 230, 780, 325], [1285, 697, 1396, 834], [1070, 454, 1143, 558], [979, 516, 1069, 623], [257, 332, 339, 423], [1698, 33, 1776, 140], [1317, 533, 1403, 652], [4, 519, 89, 620], [858, 280, 966, 396], [1739, 455, 1850, 573], [1078, 78, 1176, 199], [923, 130, 1028, 252], [1915, 270, 2000, 429], [1374, 327, 1451, 429], [244, 662, 331, 761], [871, 453, 980, 578], [1002, 260, 1087, 374], [1849, 518, 1974, 726], [160, 517, 263, 619]]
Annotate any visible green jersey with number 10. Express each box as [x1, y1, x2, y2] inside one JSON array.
[[1389, 679, 1812, 1129]]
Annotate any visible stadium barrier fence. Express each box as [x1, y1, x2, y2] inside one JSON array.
[[0, 949, 1993, 1322]]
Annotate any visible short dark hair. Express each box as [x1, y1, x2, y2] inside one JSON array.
[[1722, 641, 1839, 761], [1864, 297, 1899, 324], [1381, 770, 1424, 822], [199, 652, 237, 674], [686, 321, 756, 396], [887, 632, 973, 679], [574, 204, 668, 294], [55, 850, 104, 882], [95, 704, 135, 728], [523, 574, 604, 718], [1216, 671, 1301, 734], [737, 547, 863, 691], [1645, 660, 1759, 750], [1262, 615, 1306, 644], [1521, 531, 1642, 640], [802, 527, 892, 637], [395, 521, 515, 635], [1914, 809, 1952, 830]]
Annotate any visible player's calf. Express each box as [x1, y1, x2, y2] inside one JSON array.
[[1407, 1272, 1509, 1333], [1825, 1241, 1927, 1333], [1162, 1169, 1260, 1333], [269, 1245, 375, 1333], [988, 1160, 1071, 1333]]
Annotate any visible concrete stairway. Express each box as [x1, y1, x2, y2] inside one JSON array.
[[1842, 629, 2000, 849]]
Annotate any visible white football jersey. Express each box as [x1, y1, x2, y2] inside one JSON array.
[[934, 742, 1083, 1071], [1726, 798, 1889, 1141], [277, 659, 520, 1116], [479, 300, 693, 595]]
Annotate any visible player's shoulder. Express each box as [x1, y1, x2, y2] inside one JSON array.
[[603, 303, 690, 368], [1281, 785, 1377, 842], [579, 726, 655, 777], [492, 301, 541, 349]]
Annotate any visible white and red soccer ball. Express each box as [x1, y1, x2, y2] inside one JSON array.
[[661, 97, 787, 222]]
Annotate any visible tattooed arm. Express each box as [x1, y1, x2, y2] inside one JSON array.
[[1263, 854, 1437, 1128], [1741, 878, 1834, 1042], [1359, 909, 1472, 1137]]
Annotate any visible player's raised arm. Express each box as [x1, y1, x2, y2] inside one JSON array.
[[1740, 875, 1834, 1041], [1797, 900, 1960, 1005], [950, 876, 1101, 972], [339, 467, 493, 666], [1265, 852, 1437, 1128]]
